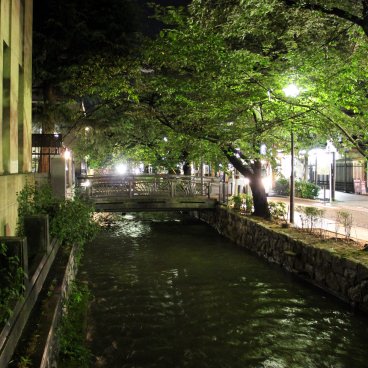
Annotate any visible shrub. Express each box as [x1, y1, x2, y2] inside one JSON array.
[[268, 201, 288, 223], [228, 195, 242, 210], [58, 282, 91, 367], [274, 177, 289, 196], [242, 193, 253, 214], [274, 178, 320, 199], [336, 210, 353, 240], [295, 181, 320, 199], [228, 194, 253, 213], [17, 183, 98, 246], [51, 197, 98, 246], [297, 206, 325, 233], [16, 183, 59, 236], [0, 243, 25, 326]]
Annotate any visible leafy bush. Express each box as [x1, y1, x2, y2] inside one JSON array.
[[242, 193, 253, 214], [297, 206, 325, 233], [274, 178, 320, 199], [228, 194, 253, 213], [51, 197, 98, 246], [228, 195, 242, 210], [268, 201, 287, 223], [295, 181, 320, 199], [336, 210, 353, 240], [16, 183, 59, 236], [17, 183, 98, 246], [58, 282, 91, 368], [0, 243, 25, 326], [274, 177, 289, 196]]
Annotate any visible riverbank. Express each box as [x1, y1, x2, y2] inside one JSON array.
[[269, 190, 368, 243], [195, 206, 368, 314]]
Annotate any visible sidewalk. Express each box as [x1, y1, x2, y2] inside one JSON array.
[[268, 190, 368, 243]]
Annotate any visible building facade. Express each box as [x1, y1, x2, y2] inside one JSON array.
[[0, 0, 33, 235]]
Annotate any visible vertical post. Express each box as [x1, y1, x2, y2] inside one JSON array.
[[290, 129, 295, 224], [331, 151, 336, 201], [129, 179, 133, 198], [221, 172, 226, 203], [200, 160, 204, 195], [344, 152, 347, 192], [171, 180, 175, 198], [315, 155, 318, 185], [329, 165, 332, 204]]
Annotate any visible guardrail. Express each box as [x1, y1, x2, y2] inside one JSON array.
[[77, 175, 221, 199]]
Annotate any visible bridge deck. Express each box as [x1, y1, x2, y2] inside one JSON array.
[[92, 196, 217, 212], [78, 175, 221, 211]]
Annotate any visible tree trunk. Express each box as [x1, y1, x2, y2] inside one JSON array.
[[249, 172, 270, 218], [38, 84, 57, 173], [183, 160, 191, 175], [223, 149, 270, 219]]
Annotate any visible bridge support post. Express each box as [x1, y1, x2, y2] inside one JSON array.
[[170, 181, 176, 198], [129, 180, 133, 198]]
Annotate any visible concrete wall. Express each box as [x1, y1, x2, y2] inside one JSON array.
[[0, 0, 33, 235], [196, 207, 368, 314], [0, 173, 33, 235]]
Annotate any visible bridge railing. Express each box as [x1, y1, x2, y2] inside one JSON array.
[[76, 175, 220, 199]]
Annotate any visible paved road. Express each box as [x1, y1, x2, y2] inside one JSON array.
[[268, 191, 368, 243]]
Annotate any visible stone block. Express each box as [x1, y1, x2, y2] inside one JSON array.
[[343, 258, 358, 272], [356, 263, 368, 283], [315, 269, 326, 284], [343, 268, 357, 283], [0, 236, 28, 288], [336, 274, 349, 296], [348, 284, 362, 303], [305, 263, 314, 278], [331, 256, 345, 276], [23, 215, 50, 275], [326, 272, 340, 293]]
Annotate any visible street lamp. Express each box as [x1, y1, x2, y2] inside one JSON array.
[[283, 83, 300, 224]]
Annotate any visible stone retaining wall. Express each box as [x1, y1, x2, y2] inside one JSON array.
[[196, 207, 368, 313], [40, 243, 80, 368]]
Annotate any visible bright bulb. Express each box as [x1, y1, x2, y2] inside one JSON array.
[[283, 84, 300, 98], [81, 179, 91, 187], [115, 163, 127, 175], [64, 149, 71, 160]]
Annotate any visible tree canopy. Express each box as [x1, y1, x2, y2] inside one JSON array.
[[33, 0, 368, 217]]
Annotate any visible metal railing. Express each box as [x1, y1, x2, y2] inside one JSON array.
[[77, 175, 221, 199]]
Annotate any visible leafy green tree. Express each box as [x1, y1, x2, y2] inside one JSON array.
[[189, 0, 368, 156], [32, 0, 145, 171], [63, 0, 368, 219]]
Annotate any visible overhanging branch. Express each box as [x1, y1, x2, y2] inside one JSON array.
[[281, 0, 364, 28]]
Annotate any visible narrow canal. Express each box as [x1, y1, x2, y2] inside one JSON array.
[[79, 213, 368, 368]]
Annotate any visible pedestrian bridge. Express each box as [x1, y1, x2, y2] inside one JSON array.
[[77, 175, 221, 212]]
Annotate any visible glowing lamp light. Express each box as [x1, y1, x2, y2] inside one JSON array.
[[115, 163, 127, 175], [283, 83, 300, 98], [64, 149, 71, 160], [80, 179, 91, 187]]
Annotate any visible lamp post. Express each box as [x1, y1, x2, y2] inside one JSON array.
[[283, 84, 300, 224]]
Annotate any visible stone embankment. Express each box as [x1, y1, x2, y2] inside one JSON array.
[[196, 207, 368, 313]]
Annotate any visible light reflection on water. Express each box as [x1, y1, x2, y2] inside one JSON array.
[[81, 213, 368, 368]]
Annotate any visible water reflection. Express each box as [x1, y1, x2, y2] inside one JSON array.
[[80, 213, 368, 368]]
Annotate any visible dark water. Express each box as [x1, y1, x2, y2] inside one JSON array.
[[80, 213, 368, 368]]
